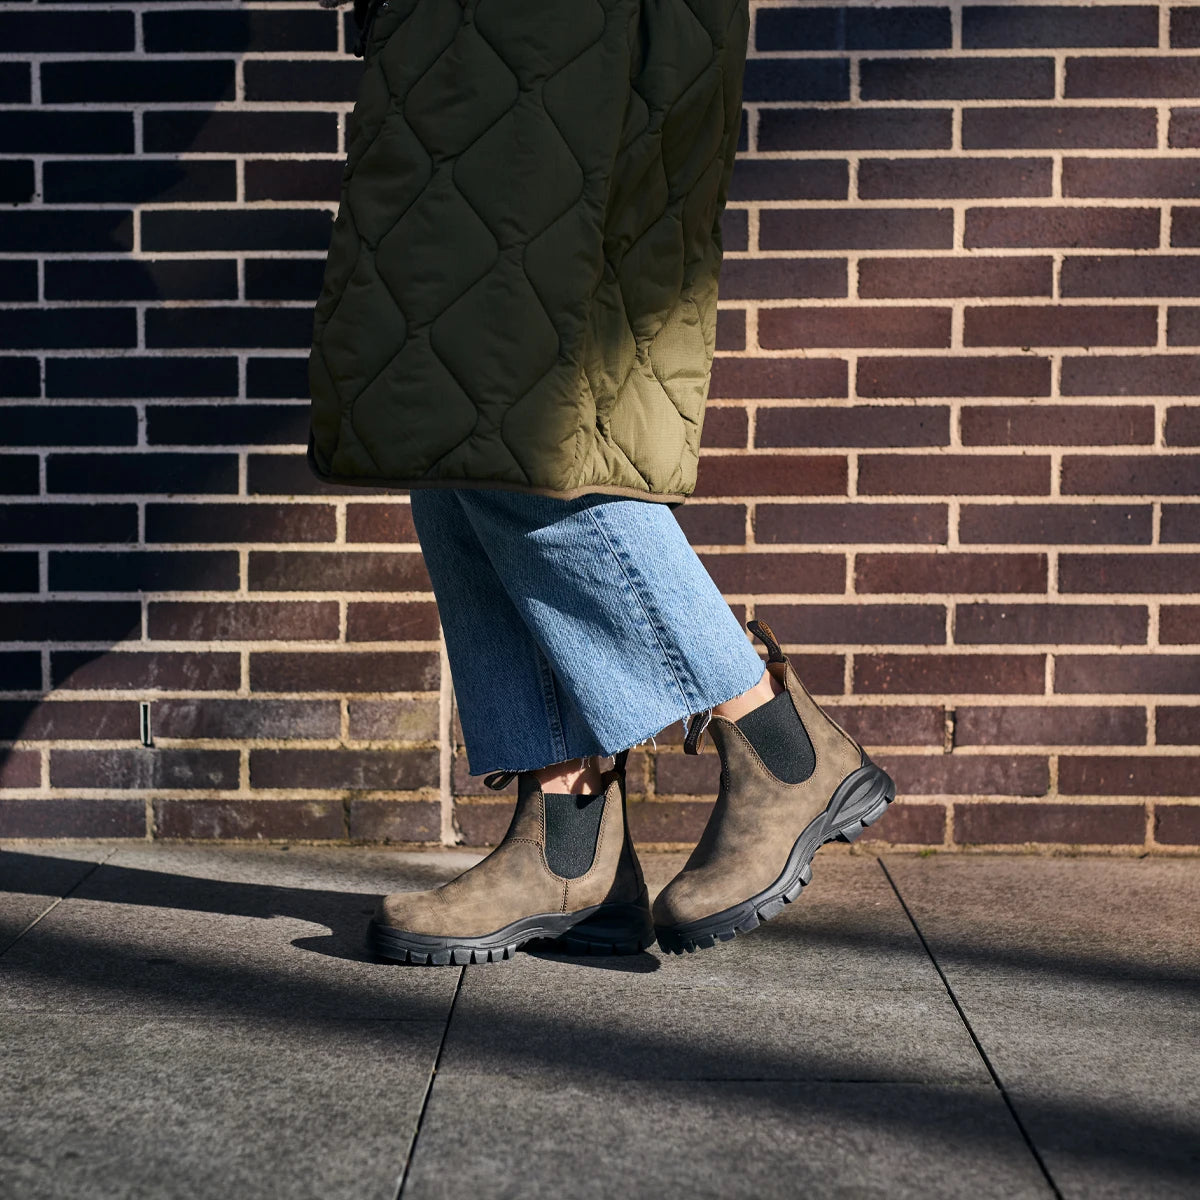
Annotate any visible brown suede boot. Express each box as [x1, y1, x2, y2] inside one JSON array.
[[653, 619, 895, 954], [369, 750, 653, 964]]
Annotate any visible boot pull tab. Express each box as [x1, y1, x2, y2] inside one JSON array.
[[747, 618, 786, 663], [483, 769, 518, 791], [684, 709, 711, 755], [612, 747, 630, 774]]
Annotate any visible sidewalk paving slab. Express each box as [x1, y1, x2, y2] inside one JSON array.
[[0, 844, 111, 951]]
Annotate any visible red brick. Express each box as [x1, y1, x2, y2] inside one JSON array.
[[759, 307, 951, 351], [145, 502, 336, 544], [1169, 108, 1200, 148], [153, 698, 339, 740], [755, 602, 946, 645], [1165, 405, 1200, 443], [730, 160, 848, 202], [1174, 8, 1200, 48], [857, 551, 1046, 594], [0, 749, 40, 788], [955, 800, 1145, 844], [779, 653, 845, 695], [250, 747, 436, 790], [718, 258, 846, 301], [963, 307, 1157, 348], [1055, 653, 1200, 693], [858, 453, 1051, 495], [1171, 307, 1200, 346], [156, 799, 345, 840], [858, 356, 1051, 398], [51, 651, 240, 692], [859, 157, 1052, 199], [348, 799, 440, 842], [877, 752, 1049, 795], [699, 552, 845, 594], [857, 800, 946, 845], [966, 206, 1158, 251], [0, 798, 145, 838], [147, 600, 340, 641], [1062, 754, 1200, 796], [1154, 804, 1200, 845], [1161, 505, 1200, 544], [674, 503, 747, 545], [1067, 56, 1200, 97], [859, 255, 1052, 298], [50, 748, 239, 790], [826, 704, 946, 746], [1062, 455, 1200, 493], [959, 502, 1151, 544], [860, 57, 1054, 101], [628, 800, 715, 844], [0, 700, 138, 741], [709, 358, 847, 399], [955, 705, 1147, 746], [654, 750, 721, 796], [454, 800, 514, 846], [758, 107, 952, 153], [1062, 255, 1200, 296], [249, 650, 440, 692], [248, 550, 430, 592], [700, 407, 748, 448], [694, 454, 847, 498], [347, 699, 439, 742], [247, 454, 362, 496], [756, 404, 949, 447], [756, 502, 947, 545], [1060, 553, 1200, 593], [758, 209, 953, 251], [855, 653, 1045, 694], [1160, 606, 1200, 643], [956, 603, 1147, 645], [1062, 357, 1200, 397], [345, 503, 417, 543], [1174, 207, 1200, 244], [716, 309, 745, 351], [965, 5, 1158, 49], [962, 404, 1154, 444], [964, 106, 1156, 149], [346, 601, 440, 643]]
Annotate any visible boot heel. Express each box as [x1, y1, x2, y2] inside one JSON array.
[[554, 892, 655, 955], [830, 760, 896, 843]]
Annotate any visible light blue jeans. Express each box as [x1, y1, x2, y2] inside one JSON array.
[[408, 488, 767, 775]]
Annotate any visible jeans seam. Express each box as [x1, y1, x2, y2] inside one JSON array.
[[585, 504, 700, 712], [535, 645, 568, 765]]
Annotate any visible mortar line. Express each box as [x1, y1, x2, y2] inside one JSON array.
[[0, 848, 117, 958], [876, 857, 1064, 1200], [394, 964, 466, 1200]]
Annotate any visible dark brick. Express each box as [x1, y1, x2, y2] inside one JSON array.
[[1157, 705, 1200, 744], [47, 453, 238, 495], [701, 407, 748, 447], [0, 700, 138, 742], [962, 404, 1154, 444], [964, 5, 1159, 48], [718, 258, 847, 301], [0, 210, 132, 253], [861, 356, 1050, 399], [0, 750, 39, 788], [345, 504, 418, 543], [1175, 207, 1200, 245], [956, 705, 1147, 746], [965, 206, 1158, 249], [1067, 55, 1200, 97], [859, 256, 1052, 298], [0, 257, 35, 299], [146, 502, 334, 544], [47, 357, 238, 399], [346, 602, 441, 643], [144, 9, 337, 52], [1063, 255, 1200, 296], [855, 653, 1045, 693], [0, 360, 40, 399], [1175, 7, 1200, 47], [45, 259, 238, 302], [142, 209, 333, 253], [758, 108, 952, 152], [757, 6, 950, 51], [243, 61, 360, 102], [0, 555, 38, 595], [1167, 311, 1200, 348], [710, 358, 847, 399], [0, 601, 139, 642], [348, 699, 439, 742], [859, 156, 1052, 199], [1155, 804, 1200, 845], [754, 602, 946, 644], [742, 58, 849, 103], [1161, 605, 1200, 642], [0, 11, 134, 51], [721, 209, 748, 253], [249, 651, 440, 693], [756, 404, 949, 446], [1055, 653, 1200, 692], [349, 801, 441, 842], [1062, 454, 1200, 493], [626, 800, 714, 845], [698, 552, 845, 595], [760, 209, 952, 254], [244, 159, 345, 202], [1168, 107, 1200, 148], [0, 457, 40, 495], [0, 308, 135, 351], [1062, 754, 1200, 796], [674, 502, 747, 545], [963, 306, 1157, 347], [694, 455, 848, 498], [955, 801, 1144, 844], [9, 405, 136, 451], [156, 799, 345, 841], [960, 503, 1152, 545], [728, 160, 850, 202], [152, 699, 339, 740], [879, 753, 1049, 795], [1061, 554, 1200, 594], [145, 308, 312, 351], [856, 552, 1046, 593], [964, 106, 1155, 149], [1066, 158, 1200, 197], [759, 307, 951, 349], [250, 748, 437, 791], [825, 705, 946, 747], [654, 751, 722, 797], [245, 259, 327, 302], [0, 798, 144, 839], [148, 601, 339, 642], [147, 404, 308, 447], [248, 551, 429, 592], [452, 799, 518, 846], [248, 454, 363, 495], [0, 112, 133, 156], [51, 748, 238, 790], [858, 453, 1052, 495], [861, 57, 1054, 100], [956, 603, 1147, 645], [41, 60, 233, 104], [756, 502, 947, 545], [858, 800, 946, 845], [51, 651, 240, 692], [43, 160, 235, 205], [0, 653, 41, 691]]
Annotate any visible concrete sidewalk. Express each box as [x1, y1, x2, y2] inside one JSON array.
[[1, 844, 1196, 1200]]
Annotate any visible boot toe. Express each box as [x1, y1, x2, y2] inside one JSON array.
[[375, 888, 442, 934]]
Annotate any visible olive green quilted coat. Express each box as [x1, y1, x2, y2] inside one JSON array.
[[308, 0, 749, 503]]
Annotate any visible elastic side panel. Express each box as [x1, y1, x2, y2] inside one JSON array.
[[735, 689, 816, 784], [542, 792, 606, 879]]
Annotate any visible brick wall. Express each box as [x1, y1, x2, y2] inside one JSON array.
[[2, 1, 1198, 852]]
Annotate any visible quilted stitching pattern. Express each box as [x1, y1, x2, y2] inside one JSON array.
[[308, 0, 749, 501]]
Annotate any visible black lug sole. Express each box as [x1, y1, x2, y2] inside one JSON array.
[[368, 892, 655, 965], [655, 759, 896, 956]]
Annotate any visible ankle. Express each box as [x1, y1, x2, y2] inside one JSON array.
[[535, 757, 605, 795], [712, 667, 784, 724]]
